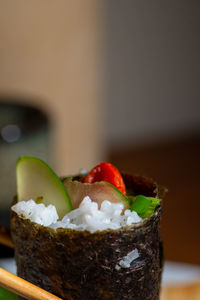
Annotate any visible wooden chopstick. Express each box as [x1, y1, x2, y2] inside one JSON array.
[[0, 268, 62, 300], [0, 225, 14, 248]]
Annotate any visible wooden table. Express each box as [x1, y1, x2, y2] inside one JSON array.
[[160, 280, 200, 300]]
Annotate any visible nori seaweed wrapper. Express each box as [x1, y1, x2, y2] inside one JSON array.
[[10, 173, 166, 300]]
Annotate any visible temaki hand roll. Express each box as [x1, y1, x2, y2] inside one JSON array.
[[11, 158, 166, 300]]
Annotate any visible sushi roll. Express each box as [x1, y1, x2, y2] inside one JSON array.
[[10, 158, 166, 300]]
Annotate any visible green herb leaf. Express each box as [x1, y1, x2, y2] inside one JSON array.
[[62, 176, 73, 183], [142, 197, 160, 218], [35, 196, 44, 204], [130, 195, 151, 215], [127, 195, 135, 205], [130, 195, 160, 218]]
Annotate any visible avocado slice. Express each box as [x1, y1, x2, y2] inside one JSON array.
[[63, 180, 130, 209], [16, 156, 72, 219]]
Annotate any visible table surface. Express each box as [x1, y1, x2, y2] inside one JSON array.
[[161, 281, 200, 300], [161, 261, 200, 299]]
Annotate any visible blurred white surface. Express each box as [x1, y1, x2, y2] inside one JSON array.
[[0, 258, 16, 275], [162, 261, 200, 286]]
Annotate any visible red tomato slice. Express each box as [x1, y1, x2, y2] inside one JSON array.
[[83, 162, 126, 195]]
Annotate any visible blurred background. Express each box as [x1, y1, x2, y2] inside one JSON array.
[[0, 0, 199, 292]]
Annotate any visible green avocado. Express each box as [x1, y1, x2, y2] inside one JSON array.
[[63, 179, 130, 209], [16, 156, 72, 219]]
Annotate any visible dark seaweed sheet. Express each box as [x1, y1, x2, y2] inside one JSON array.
[[11, 174, 166, 300]]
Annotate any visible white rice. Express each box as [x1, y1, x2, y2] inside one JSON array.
[[11, 196, 142, 233], [11, 200, 58, 226], [115, 248, 139, 270]]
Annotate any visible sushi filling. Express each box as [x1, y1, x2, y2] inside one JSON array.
[[11, 196, 142, 233]]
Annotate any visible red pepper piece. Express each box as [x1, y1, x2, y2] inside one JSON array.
[[83, 162, 126, 195]]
